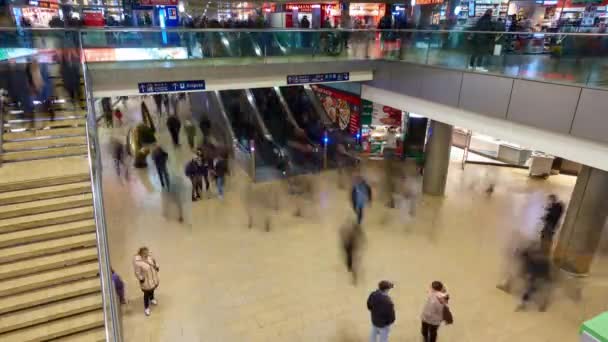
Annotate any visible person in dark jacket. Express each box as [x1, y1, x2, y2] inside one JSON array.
[[153, 94, 163, 117], [516, 244, 552, 311], [351, 174, 372, 224], [340, 220, 365, 284], [469, 9, 495, 69], [166, 115, 181, 146], [367, 280, 396, 342], [185, 156, 203, 201], [101, 97, 113, 128], [212, 153, 228, 199], [540, 194, 564, 256], [151, 145, 170, 189]]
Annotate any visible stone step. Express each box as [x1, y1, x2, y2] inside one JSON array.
[[0, 220, 95, 249], [0, 310, 104, 342], [0, 207, 94, 234], [5, 109, 86, 119], [0, 278, 100, 315], [2, 145, 88, 163], [3, 136, 87, 152], [0, 247, 98, 280], [3, 127, 85, 141], [0, 182, 91, 206], [0, 233, 96, 264], [3, 117, 85, 130], [0, 174, 90, 193], [0, 261, 98, 297], [0, 293, 102, 334], [54, 327, 107, 342], [0, 193, 92, 220]]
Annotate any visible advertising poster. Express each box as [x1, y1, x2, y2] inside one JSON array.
[[311, 84, 360, 134], [371, 103, 402, 126]]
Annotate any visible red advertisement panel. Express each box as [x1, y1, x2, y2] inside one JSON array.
[[311, 84, 361, 134]]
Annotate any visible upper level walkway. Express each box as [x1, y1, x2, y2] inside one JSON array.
[[1, 28, 607, 91]]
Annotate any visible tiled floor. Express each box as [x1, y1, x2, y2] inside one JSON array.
[[98, 100, 608, 341]]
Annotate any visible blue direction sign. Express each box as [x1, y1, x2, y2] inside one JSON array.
[[138, 80, 206, 94], [286, 72, 350, 85]]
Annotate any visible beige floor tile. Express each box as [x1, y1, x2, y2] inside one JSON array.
[[97, 96, 608, 341]]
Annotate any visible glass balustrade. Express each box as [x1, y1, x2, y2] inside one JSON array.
[[1, 26, 608, 342]]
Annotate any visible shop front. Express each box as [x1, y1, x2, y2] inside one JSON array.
[[273, 3, 340, 28], [361, 100, 406, 157], [12, 0, 60, 27], [349, 3, 386, 27]]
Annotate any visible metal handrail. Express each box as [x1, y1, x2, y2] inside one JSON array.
[[79, 36, 123, 342], [0, 26, 608, 36]]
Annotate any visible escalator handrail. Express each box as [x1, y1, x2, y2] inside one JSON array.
[[274, 87, 319, 149]]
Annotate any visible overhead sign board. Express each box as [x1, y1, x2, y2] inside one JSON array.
[[138, 80, 205, 94], [286, 72, 350, 85]]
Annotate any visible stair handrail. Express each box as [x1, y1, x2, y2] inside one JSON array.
[[79, 33, 123, 342]]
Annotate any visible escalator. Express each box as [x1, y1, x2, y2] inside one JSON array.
[[218, 89, 283, 181], [280, 85, 359, 168], [249, 88, 319, 174]]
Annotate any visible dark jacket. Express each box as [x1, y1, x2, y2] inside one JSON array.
[[542, 201, 564, 235], [214, 158, 228, 178], [152, 147, 168, 167], [300, 17, 310, 28], [167, 116, 181, 133], [185, 159, 205, 178], [351, 180, 372, 209], [367, 290, 395, 328]]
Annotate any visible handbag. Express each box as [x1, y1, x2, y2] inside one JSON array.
[[443, 305, 454, 325]]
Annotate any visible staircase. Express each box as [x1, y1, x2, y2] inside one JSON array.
[[2, 106, 88, 163], [0, 75, 108, 341], [0, 173, 106, 342]]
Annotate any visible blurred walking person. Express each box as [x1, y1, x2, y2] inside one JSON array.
[[340, 220, 365, 284], [351, 174, 372, 224], [469, 9, 495, 71], [101, 97, 113, 128], [367, 280, 396, 342], [184, 119, 196, 150], [133, 247, 160, 316], [212, 153, 228, 199], [111, 268, 127, 304], [59, 49, 82, 111], [540, 194, 564, 257], [153, 94, 164, 117], [421, 281, 451, 342], [152, 145, 170, 189], [185, 156, 203, 201], [516, 244, 552, 312], [110, 137, 128, 180], [167, 114, 181, 146]]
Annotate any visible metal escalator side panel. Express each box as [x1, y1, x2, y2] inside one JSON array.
[[273, 87, 299, 128], [303, 85, 333, 128], [244, 89, 273, 142], [211, 90, 236, 144]]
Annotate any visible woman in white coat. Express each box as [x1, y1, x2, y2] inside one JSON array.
[[133, 247, 159, 316]]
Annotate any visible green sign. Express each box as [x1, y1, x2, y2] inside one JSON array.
[[361, 99, 373, 126], [572, 0, 602, 4], [581, 312, 608, 342]]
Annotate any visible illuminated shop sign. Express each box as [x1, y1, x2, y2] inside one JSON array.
[[415, 0, 444, 5], [285, 3, 334, 12]]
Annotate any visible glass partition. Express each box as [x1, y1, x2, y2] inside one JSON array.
[[73, 28, 608, 89]]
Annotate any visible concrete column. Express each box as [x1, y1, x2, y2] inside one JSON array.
[[554, 165, 608, 275], [422, 120, 452, 196]]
